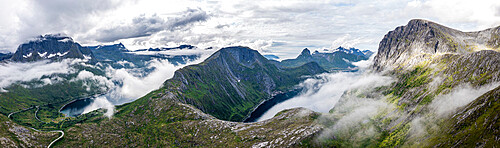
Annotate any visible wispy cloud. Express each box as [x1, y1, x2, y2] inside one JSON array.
[[94, 8, 209, 42], [429, 82, 500, 117]]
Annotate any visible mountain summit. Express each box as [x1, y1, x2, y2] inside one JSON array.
[[374, 19, 500, 71], [162, 46, 325, 121], [10, 34, 94, 62]]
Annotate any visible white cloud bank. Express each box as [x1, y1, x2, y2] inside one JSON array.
[[430, 82, 500, 117], [256, 57, 394, 121], [1, 0, 499, 59], [0, 59, 84, 92], [79, 51, 212, 116]]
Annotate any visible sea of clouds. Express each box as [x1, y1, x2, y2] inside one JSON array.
[[0, 49, 212, 117]]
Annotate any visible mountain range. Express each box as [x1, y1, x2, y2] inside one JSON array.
[[85, 43, 199, 68], [280, 47, 372, 71], [0, 19, 498, 147]]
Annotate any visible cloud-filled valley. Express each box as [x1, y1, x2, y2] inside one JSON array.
[[256, 57, 395, 121], [0, 48, 213, 117]]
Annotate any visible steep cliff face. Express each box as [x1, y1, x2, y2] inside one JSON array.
[[163, 46, 325, 121], [10, 34, 94, 62], [318, 19, 500, 147], [374, 19, 500, 71]]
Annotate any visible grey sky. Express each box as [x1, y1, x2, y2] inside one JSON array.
[[0, 0, 499, 59]]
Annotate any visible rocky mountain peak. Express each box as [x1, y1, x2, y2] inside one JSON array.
[[373, 19, 500, 71], [10, 34, 94, 62], [297, 48, 312, 59], [211, 46, 267, 68], [88, 43, 129, 52], [300, 48, 311, 55]]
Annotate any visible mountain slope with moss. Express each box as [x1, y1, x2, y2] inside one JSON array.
[[55, 89, 321, 147], [162, 46, 325, 121], [312, 19, 500, 147]]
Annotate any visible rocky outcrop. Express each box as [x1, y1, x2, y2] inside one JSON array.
[[0, 53, 12, 61], [10, 34, 94, 62], [374, 19, 500, 71]]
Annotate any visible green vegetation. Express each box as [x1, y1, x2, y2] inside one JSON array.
[[0, 64, 109, 134], [0, 113, 59, 147], [389, 66, 432, 98], [378, 123, 410, 147], [424, 86, 500, 147], [0, 64, 107, 115], [54, 90, 320, 147], [163, 47, 325, 121]]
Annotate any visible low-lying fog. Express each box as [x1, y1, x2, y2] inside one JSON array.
[[256, 56, 395, 121]]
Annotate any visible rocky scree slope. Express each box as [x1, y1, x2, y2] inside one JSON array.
[[376, 19, 500, 147]]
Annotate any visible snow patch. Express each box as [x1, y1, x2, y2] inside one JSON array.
[[47, 51, 69, 58], [38, 52, 47, 57], [58, 38, 73, 42], [342, 58, 350, 62], [22, 53, 32, 58], [83, 54, 92, 60]]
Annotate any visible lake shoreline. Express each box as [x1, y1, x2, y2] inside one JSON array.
[[243, 89, 302, 123]]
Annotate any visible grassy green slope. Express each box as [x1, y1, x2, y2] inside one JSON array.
[[425, 85, 500, 147], [0, 65, 107, 115], [56, 88, 321, 147], [0, 113, 59, 147], [162, 46, 325, 121]]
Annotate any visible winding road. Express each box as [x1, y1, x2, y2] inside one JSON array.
[[47, 130, 64, 148], [8, 107, 64, 148]]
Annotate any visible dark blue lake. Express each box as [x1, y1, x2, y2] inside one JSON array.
[[244, 90, 300, 122], [60, 98, 94, 117]]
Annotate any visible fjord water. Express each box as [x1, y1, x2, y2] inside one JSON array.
[[60, 98, 94, 117], [244, 90, 301, 122]]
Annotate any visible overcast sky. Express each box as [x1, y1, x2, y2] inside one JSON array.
[[1, 0, 499, 58]]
